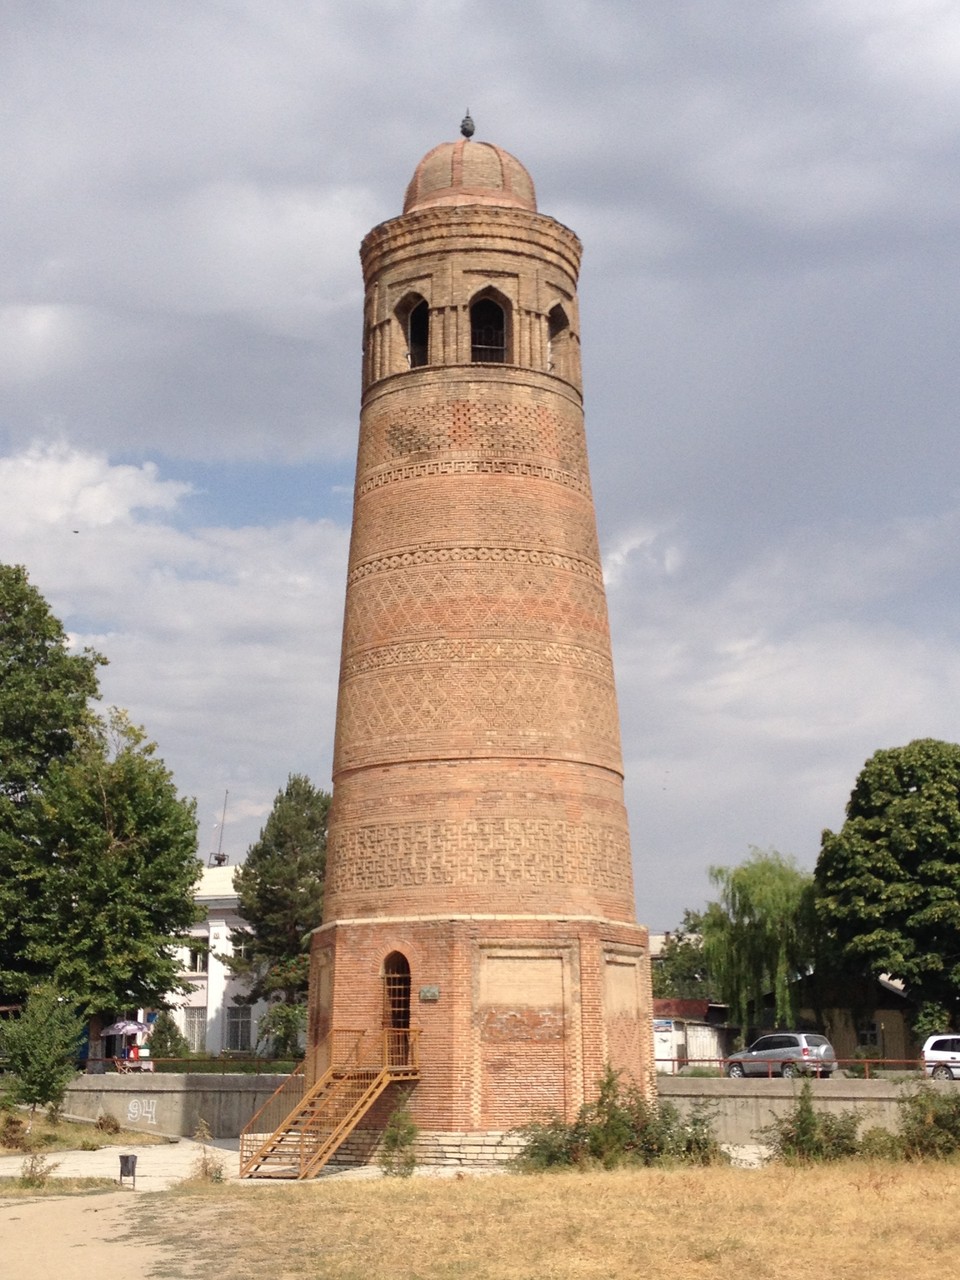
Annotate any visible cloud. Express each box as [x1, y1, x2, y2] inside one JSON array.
[[5, 2, 960, 929], [0, 442, 349, 859]]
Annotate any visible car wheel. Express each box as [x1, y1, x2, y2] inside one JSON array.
[[932, 1064, 954, 1081], [726, 1063, 746, 1079], [781, 1063, 799, 1079]]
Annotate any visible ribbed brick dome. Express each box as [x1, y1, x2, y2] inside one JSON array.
[[403, 138, 537, 213]]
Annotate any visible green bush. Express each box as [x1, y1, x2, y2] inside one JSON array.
[[379, 1094, 419, 1178], [845, 1046, 883, 1080], [897, 1084, 960, 1159], [762, 1079, 861, 1162], [859, 1126, 903, 1160], [514, 1065, 725, 1171], [147, 1011, 190, 1059]]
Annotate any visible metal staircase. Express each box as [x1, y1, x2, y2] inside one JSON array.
[[239, 1028, 420, 1179]]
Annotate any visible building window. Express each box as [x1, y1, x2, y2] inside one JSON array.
[[184, 1007, 206, 1053], [471, 297, 506, 363], [232, 933, 252, 961], [858, 1022, 879, 1048], [188, 945, 208, 974], [226, 1005, 252, 1053]]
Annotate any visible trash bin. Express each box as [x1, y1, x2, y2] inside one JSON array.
[[119, 1153, 137, 1187]]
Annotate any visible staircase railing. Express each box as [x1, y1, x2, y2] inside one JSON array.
[[239, 1060, 306, 1159], [239, 1027, 420, 1178]]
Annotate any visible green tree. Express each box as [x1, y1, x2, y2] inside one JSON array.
[[24, 709, 200, 1020], [0, 565, 104, 997], [701, 847, 816, 1029], [256, 1001, 307, 1059], [0, 984, 85, 1127], [816, 739, 960, 1025], [148, 1010, 191, 1060], [231, 774, 329, 1008], [651, 910, 712, 999]]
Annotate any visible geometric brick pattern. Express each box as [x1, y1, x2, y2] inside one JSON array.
[[358, 397, 589, 474], [326, 816, 633, 897], [341, 564, 614, 650]]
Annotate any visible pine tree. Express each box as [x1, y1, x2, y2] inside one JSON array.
[[231, 774, 329, 1006]]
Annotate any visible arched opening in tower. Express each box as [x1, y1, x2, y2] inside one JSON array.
[[547, 304, 571, 378], [382, 951, 412, 1066], [408, 300, 429, 367], [470, 297, 506, 363]]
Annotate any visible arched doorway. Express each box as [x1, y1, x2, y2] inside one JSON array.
[[382, 951, 411, 1067]]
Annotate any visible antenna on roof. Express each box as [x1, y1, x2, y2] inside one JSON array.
[[208, 790, 229, 866], [460, 110, 475, 140]]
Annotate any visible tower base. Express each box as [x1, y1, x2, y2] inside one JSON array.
[[306, 915, 655, 1136]]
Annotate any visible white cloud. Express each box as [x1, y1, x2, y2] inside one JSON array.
[[4, 2, 960, 928], [0, 443, 349, 860]]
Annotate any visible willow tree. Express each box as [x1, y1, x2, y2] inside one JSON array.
[[701, 848, 816, 1029]]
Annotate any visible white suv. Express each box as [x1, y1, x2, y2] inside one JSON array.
[[922, 1034, 960, 1080]]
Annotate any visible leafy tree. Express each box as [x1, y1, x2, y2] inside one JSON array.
[[0, 565, 104, 997], [148, 1010, 191, 1059], [231, 774, 329, 1007], [0, 984, 85, 1128], [257, 1001, 307, 1059], [651, 910, 712, 999], [701, 847, 816, 1029], [816, 739, 960, 1025], [24, 709, 200, 1019]]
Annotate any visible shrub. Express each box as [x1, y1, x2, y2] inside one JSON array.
[[0, 1113, 28, 1150], [379, 1094, 419, 1178], [189, 1117, 225, 1182], [845, 1047, 882, 1080], [18, 1153, 60, 1187], [859, 1126, 903, 1160], [514, 1065, 725, 1171], [95, 1113, 121, 1135], [148, 1011, 190, 1059], [897, 1084, 960, 1159], [762, 1079, 861, 1162]]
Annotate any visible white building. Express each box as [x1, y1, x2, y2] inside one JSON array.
[[171, 863, 271, 1056]]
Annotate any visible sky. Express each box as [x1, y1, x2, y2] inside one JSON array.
[[4, 1, 960, 929]]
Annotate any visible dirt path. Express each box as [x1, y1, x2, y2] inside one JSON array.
[[0, 1191, 161, 1280]]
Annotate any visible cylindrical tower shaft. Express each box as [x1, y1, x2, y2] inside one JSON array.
[[308, 137, 653, 1149]]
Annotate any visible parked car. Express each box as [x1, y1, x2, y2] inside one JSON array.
[[725, 1032, 837, 1078], [922, 1034, 960, 1080]]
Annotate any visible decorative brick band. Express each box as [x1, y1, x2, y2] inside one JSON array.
[[325, 817, 633, 896], [347, 544, 603, 587], [356, 456, 591, 498], [340, 637, 614, 681]]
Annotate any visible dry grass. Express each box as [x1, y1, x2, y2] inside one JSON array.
[[0, 1113, 171, 1154], [136, 1163, 960, 1280], [0, 1177, 117, 1197]]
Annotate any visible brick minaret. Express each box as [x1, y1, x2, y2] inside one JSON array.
[[307, 129, 654, 1155]]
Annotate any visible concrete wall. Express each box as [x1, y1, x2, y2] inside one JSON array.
[[658, 1075, 914, 1145], [63, 1072, 931, 1151], [64, 1074, 289, 1140]]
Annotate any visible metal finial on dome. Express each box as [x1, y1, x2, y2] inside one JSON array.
[[460, 110, 475, 140]]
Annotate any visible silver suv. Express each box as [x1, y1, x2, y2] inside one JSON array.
[[923, 1034, 960, 1080], [725, 1032, 837, 1078]]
